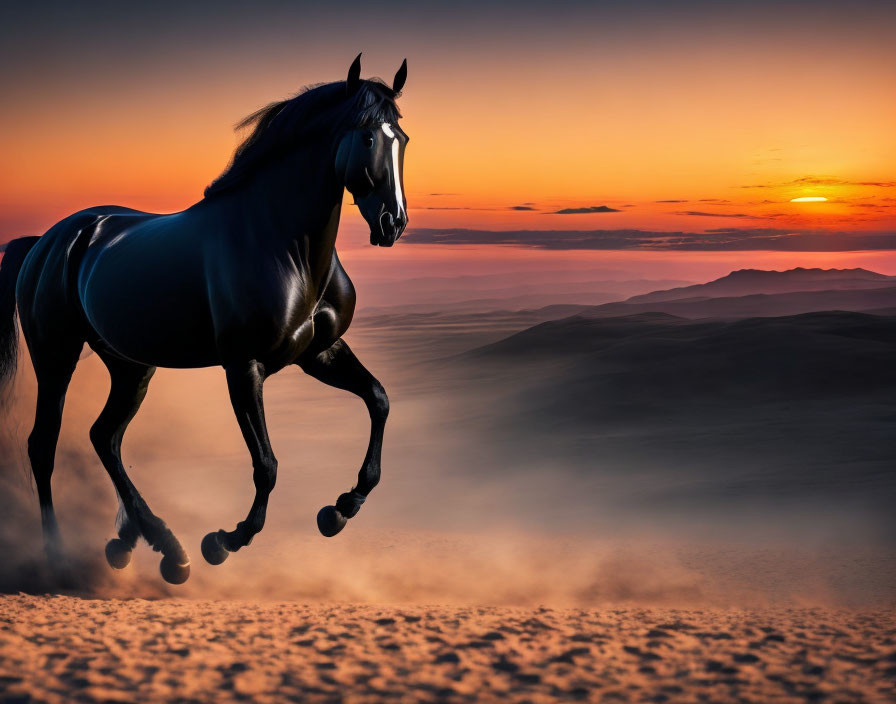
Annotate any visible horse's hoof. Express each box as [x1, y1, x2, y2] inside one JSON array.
[[317, 505, 347, 537], [201, 532, 229, 565], [160, 555, 191, 585], [105, 538, 132, 570]]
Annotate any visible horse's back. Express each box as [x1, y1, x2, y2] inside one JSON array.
[[75, 207, 222, 368]]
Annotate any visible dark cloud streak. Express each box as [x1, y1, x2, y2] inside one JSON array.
[[679, 211, 760, 219], [552, 205, 621, 214], [742, 176, 896, 189]]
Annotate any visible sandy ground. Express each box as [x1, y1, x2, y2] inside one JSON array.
[[0, 596, 894, 703]]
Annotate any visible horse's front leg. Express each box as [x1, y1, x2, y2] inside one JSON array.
[[297, 339, 388, 537], [201, 361, 277, 565]]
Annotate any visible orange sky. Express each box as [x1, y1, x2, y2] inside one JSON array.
[[1, 2, 894, 273]]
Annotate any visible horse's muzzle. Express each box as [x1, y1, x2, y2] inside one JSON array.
[[371, 209, 407, 247]]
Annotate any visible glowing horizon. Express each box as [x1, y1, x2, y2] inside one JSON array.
[[1, 1, 894, 261]]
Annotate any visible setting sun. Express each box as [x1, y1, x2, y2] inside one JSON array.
[[790, 196, 829, 203]]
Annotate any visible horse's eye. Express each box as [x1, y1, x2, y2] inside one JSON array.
[[363, 133, 374, 149]]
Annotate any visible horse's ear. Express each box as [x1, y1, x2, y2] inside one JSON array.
[[346, 53, 362, 95], [392, 59, 407, 94]]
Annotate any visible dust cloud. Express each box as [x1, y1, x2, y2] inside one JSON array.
[[1, 313, 893, 608]]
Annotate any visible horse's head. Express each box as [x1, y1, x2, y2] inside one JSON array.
[[336, 56, 409, 247]]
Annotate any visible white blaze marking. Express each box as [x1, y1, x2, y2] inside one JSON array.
[[381, 123, 405, 219]]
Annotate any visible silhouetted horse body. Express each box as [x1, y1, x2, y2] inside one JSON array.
[[0, 55, 409, 585]]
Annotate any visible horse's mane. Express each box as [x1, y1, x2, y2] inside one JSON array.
[[205, 79, 401, 197]]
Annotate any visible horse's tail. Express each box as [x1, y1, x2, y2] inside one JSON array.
[[0, 236, 40, 397]]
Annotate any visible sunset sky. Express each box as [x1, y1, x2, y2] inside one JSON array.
[[2, 0, 895, 280]]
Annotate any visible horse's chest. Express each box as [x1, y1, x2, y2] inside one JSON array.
[[274, 312, 316, 363], [240, 296, 318, 370], [212, 260, 328, 369]]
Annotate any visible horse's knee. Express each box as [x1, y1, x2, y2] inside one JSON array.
[[27, 431, 56, 499], [88, 421, 112, 457], [252, 456, 278, 495], [369, 382, 389, 420], [27, 431, 50, 468], [26, 429, 39, 457]]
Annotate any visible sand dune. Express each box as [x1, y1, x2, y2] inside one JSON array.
[[1, 595, 893, 703]]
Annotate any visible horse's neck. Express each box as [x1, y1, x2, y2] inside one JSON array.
[[229, 145, 345, 287]]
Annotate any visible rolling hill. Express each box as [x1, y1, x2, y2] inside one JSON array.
[[442, 310, 896, 525]]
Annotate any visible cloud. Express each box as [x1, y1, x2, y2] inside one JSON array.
[[552, 205, 621, 214], [790, 176, 896, 188], [742, 176, 896, 189], [418, 202, 540, 212], [418, 206, 499, 211], [402, 227, 896, 251], [655, 199, 687, 203], [419, 206, 478, 211], [679, 211, 760, 219]]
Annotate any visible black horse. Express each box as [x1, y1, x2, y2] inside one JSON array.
[[0, 55, 409, 585]]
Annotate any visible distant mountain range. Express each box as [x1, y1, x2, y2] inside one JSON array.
[[458, 267, 896, 404], [626, 267, 896, 304], [359, 278, 690, 315], [559, 286, 896, 320], [359, 266, 896, 324], [356, 267, 896, 360], [529, 267, 896, 321]]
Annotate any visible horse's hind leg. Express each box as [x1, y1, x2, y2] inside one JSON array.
[[27, 340, 82, 569], [90, 351, 190, 584], [298, 340, 388, 537]]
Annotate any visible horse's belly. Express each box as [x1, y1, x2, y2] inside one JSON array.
[[91, 305, 220, 368], [79, 247, 220, 368]]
